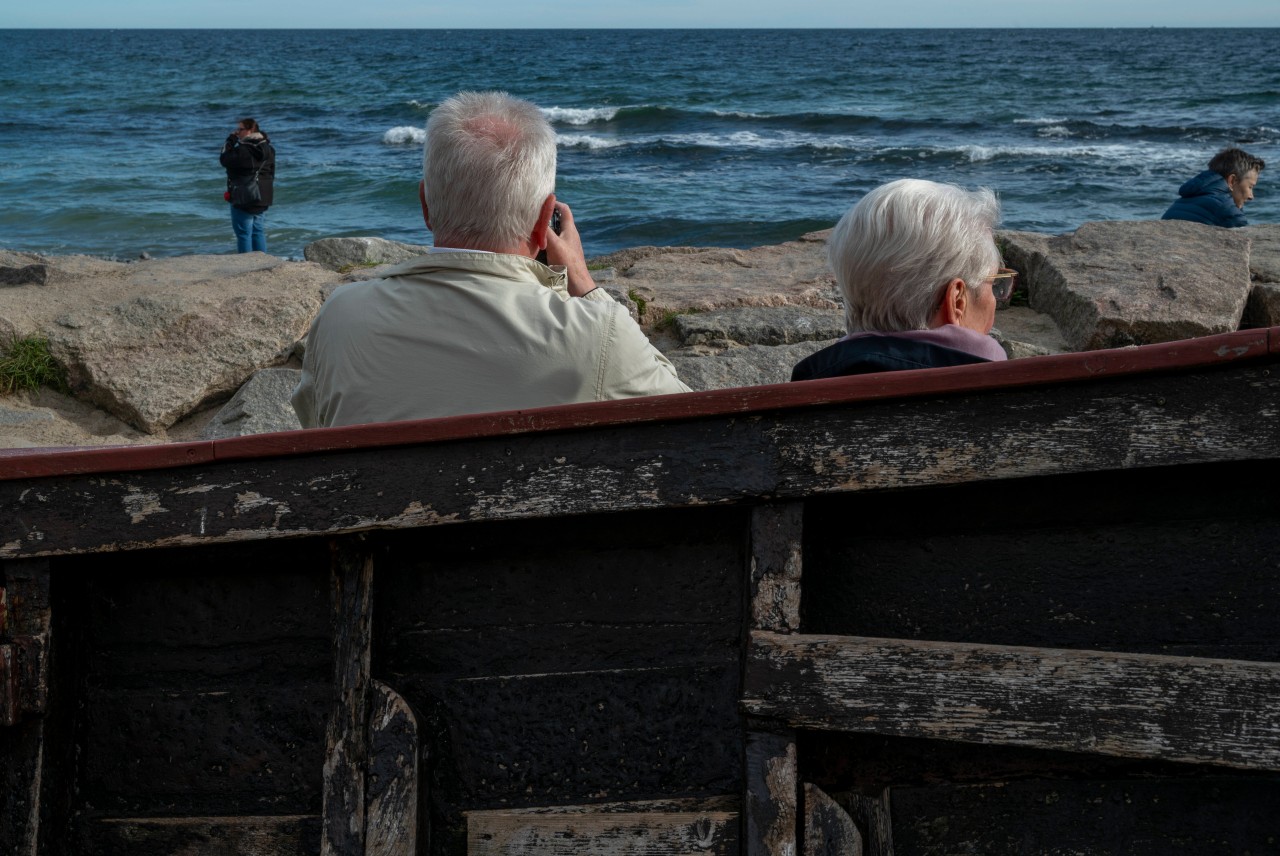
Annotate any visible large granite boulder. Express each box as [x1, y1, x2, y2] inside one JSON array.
[[304, 237, 429, 272], [1247, 224, 1280, 283], [1241, 225, 1280, 327], [590, 230, 840, 323], [1000, 221, 1253, 351], [20, 254, 338, 433], [201, 368, 303, 439], [670, 305, 845, 347], [668, 340, 835, 392]]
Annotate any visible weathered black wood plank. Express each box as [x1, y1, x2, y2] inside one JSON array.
[[744, 731, 796, 856], [802, 784, 861, 856], [74, 544, 330, 818], [748, 504, 803, 634], [366, 681, 418, 856], [802, 461, 1280, 662], [834, 790, 892, 856], [87, 814, 321, 856], [745, 632, 1280, 770], [465, 797, 739, 855], [372, 509, 746, 855], [0, 363, 1275, 560], [887, 777, 1280, 855], [323, 538, 375, 856], [0, 560, 51, 856]]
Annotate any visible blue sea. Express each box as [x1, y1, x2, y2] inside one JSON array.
[[1, 29, 1276, 259]]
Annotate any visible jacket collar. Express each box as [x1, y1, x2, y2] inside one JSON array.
[[380, 250, 570, 295]]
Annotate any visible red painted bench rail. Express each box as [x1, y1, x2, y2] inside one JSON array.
[[0, 327, 1274, 482]]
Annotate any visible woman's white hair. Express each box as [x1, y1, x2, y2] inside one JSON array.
[[422, 91, 556, 250], [828, 178, 1001, 333]]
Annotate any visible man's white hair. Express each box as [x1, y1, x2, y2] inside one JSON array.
[[828, 178, 1001, 333], [422, 91, 556, 250]]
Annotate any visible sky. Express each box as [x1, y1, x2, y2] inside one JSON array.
[[3, 0, 1279, 29]]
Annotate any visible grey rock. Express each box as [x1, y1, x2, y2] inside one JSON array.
[[0, 264, 48, 287], [41, 254, 334, 433], [1021, 220, 1252, 351], [1245, 224, 1280, 283], [592, 231, 840, 324], [668, 340, 836, 392], [303, 236, 429, 272], [0, 405, 56, 427], [1243, 282, 1280, 328], [990, 306, 1071, 356], [201, 368, 302, 439], [671, 306, 845, 347]]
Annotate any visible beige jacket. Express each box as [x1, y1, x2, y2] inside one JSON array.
[[291, 251, 689, 428]]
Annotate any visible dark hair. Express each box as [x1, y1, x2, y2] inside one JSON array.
[[238, 117, 259, 133], [1209, 147, 1265, 180]]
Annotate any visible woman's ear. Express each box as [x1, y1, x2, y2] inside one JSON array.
[[419, 180, 431, 230], [929, 278, 968, 327]]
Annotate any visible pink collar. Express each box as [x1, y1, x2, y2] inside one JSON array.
[[842, 324, 1007, 362]]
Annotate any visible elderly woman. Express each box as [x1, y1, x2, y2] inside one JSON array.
[[792, 179, 1012, 381]]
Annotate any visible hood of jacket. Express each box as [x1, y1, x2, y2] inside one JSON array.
[[1177, 170, 1230, 199]]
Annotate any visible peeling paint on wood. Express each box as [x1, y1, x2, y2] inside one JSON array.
[[365, 681, 418, 856], [90, 814, 320, 855], [0, 364, 1275, 561], [322, 540, 375, 856], [466, 797, 739, 855], [745, 632, 1280, 771], [749, 504, 803, 633], [745, 731, 797, 856]]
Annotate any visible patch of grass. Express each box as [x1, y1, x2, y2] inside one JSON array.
[[0, 337, 67, 395], [587, 262, 611, 272], [336, 261, 382, 274], [653, 307, 702, 333], [627, 289, 648, 317]]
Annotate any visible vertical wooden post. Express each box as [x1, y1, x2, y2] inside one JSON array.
[[323, 538, 375, 856], [0, 559, 52, 856], [365, 680, 419, 856], [749, 503, 804, 634], [744, 503, 804, 855]]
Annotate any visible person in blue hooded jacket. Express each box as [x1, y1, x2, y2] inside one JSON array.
[[1162, 148, 1264, 228]]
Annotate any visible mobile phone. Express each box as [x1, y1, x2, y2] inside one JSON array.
[[536, 208, 563, 265]]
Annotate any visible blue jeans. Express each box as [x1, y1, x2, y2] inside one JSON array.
[[230, 206, 267, 253]]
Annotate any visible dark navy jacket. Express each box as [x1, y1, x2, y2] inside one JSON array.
[[791, 335, 992, 381], [1161, 170, 1247, 228]]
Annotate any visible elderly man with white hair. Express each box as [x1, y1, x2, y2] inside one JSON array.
[[293, 91, 688, 428], [792, 178, 1012, 382]]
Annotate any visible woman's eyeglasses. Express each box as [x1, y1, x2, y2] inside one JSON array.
[[988, 268, 1018, 301]]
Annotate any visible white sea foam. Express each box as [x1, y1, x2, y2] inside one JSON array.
[[953, 142, 1163, 163], [383, 126, 426, 145], [406, 99, 433, 111], [542, 106, 621, 125], [555, 133, 625, 149], [1014, 117, 1068, 125], [558, 129, 876, 152], [1036, 125, 1072, 138], [711, 109, 769, 119]]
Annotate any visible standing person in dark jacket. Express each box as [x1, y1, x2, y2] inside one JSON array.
[[1162, 148, 1264, 228], [220, 118, 276, 253]]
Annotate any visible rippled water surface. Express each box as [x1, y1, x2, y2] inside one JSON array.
[[1, 29, 1276, 258]]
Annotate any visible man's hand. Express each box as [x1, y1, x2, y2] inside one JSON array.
[[543, 201, 597, 297]]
